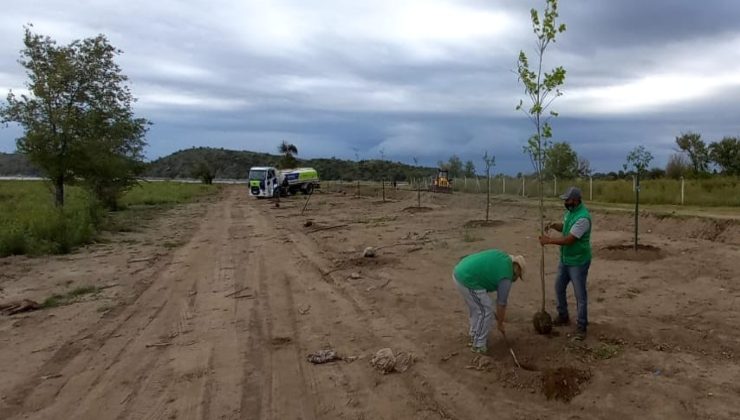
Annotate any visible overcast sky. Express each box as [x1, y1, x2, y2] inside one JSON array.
[[2, 0, 739, 174]]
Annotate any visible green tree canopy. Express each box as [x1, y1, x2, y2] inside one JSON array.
[[463, 160, 476, 177], [624, 145, 654, 175], [709, 136, 739, 175], [278, 141, 298, 169], [544, 141, 578, 178], [0, 26, 148, 208], [676, 132, 709, 175]]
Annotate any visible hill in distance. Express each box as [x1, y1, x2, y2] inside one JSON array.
[[1, 147, 438, 181], [144, 147, 437, 181]]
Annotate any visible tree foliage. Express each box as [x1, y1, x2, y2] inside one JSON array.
[[665, 153, 691, 179], [675, 132, 710, 175], [0, 27, 148, 209], [463, 160, 476, 177], [624, 145, 654, 175], [278, 141, 298, 169], [544, 141, 577, 178], [709, 136, 740, 175], [437, 154, 464, 178]]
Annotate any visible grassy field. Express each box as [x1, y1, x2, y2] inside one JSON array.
[[395, 176, 740, 207], [0, 180, 219, 257]]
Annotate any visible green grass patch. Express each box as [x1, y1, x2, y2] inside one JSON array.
[[41, 285, 100, 309], [591, 343, 622, 360], [0, 180, 219, 257], [120, 181, 218, 207], [454, 176, 740, 207], [462, 230, 483, 243]]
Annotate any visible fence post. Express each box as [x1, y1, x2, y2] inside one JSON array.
[[680, 176, 685, 205], [632, 175, 636, 192], [589, 176, 593, 201], [502, 176, 506, 195], [554, 176, 558, 196], [522, 177, 526, 197]]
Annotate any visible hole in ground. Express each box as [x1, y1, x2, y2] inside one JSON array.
[[598, 244, 665, 262], [334, 256, 399, 271], [403, 206, 433, 213], [542, 367, 592, 402], [463, 220, 505, 228]]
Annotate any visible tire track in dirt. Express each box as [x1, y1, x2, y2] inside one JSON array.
[[242, 199, 480, 419], [3, 188, 259, 419]]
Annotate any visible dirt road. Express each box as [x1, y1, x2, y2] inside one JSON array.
[[1, 186, 739, 419]]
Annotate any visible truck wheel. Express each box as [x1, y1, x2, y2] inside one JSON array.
[[304, 184, 314, 195]]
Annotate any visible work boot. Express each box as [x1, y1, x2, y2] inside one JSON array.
[[471, 345, 488, 354], [574, 328, 587, 341], [553, 315, 570, 326]]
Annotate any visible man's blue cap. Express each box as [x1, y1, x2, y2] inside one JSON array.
[[559, 186, 582, 200]]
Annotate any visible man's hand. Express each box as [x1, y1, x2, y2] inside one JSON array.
[[539, 235, 551, 246], [546, 222, 564, 232]]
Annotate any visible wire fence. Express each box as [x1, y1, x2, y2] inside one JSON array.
[[323, 176, 740, 207]]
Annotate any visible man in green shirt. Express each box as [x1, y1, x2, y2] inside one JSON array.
[[539, 186, 592, 341], [453, 250, 526, 353]]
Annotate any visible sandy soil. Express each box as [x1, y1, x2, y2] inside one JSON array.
[[1, 186, 739, 420]]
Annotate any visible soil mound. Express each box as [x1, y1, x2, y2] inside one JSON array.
[[598, 244, 665, 261]]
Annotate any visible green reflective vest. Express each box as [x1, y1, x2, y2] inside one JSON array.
[[561, 203, 592, 266]]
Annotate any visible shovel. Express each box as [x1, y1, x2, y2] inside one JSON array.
[[500, 331, 522, 369]]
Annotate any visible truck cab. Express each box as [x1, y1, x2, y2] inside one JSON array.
[[248, 167, 281, 198]]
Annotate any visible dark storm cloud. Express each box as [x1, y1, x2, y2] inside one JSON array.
[[2, 0, 740, 174]]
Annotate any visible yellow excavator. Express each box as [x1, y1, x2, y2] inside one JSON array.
[[430, 169, 453, 193]]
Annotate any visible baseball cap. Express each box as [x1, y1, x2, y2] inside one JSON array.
[[559, 186, 582, 201]]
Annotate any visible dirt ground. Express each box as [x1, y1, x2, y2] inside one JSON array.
[[1, 186, 739, 420]]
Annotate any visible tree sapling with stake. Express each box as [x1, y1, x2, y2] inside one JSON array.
[[516, 0, 567, 334]]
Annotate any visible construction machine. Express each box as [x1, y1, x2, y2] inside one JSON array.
[[430, 169, 453, 193]]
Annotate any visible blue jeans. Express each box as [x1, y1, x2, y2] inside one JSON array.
[[555, 261, 591, 331]]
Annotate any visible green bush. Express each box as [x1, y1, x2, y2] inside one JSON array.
[[0, 180, 216, 257]]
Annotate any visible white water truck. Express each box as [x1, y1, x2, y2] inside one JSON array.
[[248, 167, 320, 198]]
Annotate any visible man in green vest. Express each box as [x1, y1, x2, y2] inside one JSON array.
[[539, 186, 592, 341], [453, 250, 526, 354]]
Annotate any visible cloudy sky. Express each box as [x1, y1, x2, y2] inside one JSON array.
[[1, 0, 739, 174]]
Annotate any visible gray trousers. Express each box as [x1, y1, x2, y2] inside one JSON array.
[[453, 275, 493, 348]]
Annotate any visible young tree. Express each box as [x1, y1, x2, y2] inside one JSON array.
[[278, 140, 298, 169], [482, 151, 495, 222], [624, 146, 654, 251], [516, 0, 566, 333], [709, 136, 740, 175], [675, 132, 709, 175], [1, 27, 149, 208]]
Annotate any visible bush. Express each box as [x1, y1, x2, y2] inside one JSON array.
[[0, 180, 216, 257]]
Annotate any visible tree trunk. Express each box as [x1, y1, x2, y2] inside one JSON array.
[[539, 168, 546, 312], [54, 176, 65, 207], [486, 171, 491, 222], [634, 173, 640, 251]]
